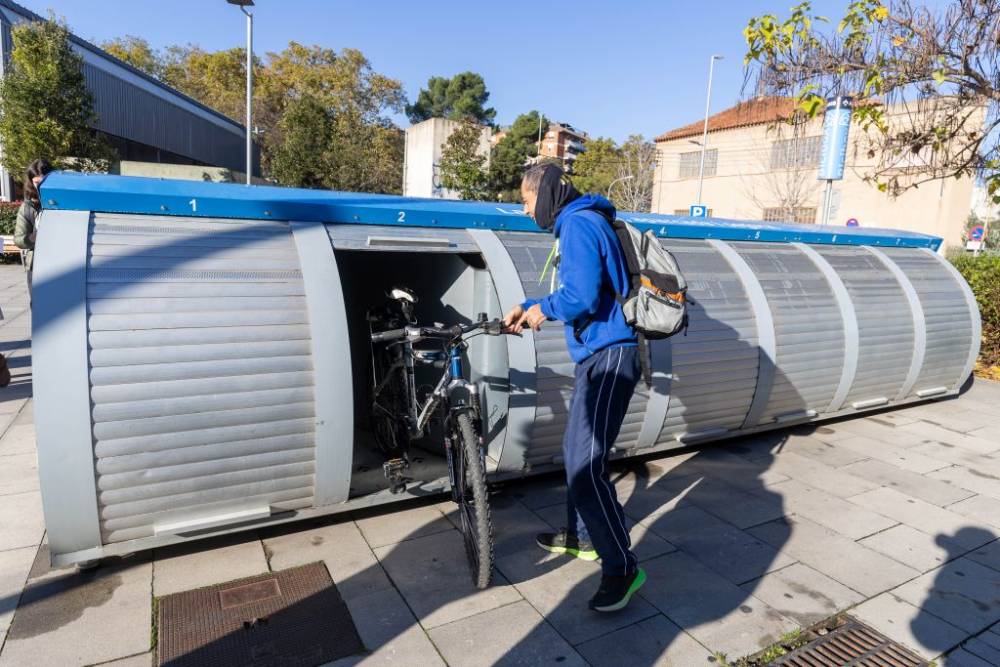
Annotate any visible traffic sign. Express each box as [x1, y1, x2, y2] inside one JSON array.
[[689, 205, 708, 218], [970, 225, 985, 241], [846, 218, 859, 227]]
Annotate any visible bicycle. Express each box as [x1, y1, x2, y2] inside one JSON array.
[[367, 289, 508, 589]]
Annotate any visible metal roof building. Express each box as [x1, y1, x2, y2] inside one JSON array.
[[0, 0, 255, 200]]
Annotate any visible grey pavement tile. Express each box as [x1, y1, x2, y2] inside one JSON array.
[[0, 453, 37, 496], [848, 487, 999, 549], [427, 600, 587, 667], [913, 441, 1000, 475], [153, 531, 268, 597], [0, 548, 152, 667], [89, 653, 153, 666], [323, 587, 445, 667], [372, 529, 522, 629], [965, 540, 1000, 574], [740, 563, 863, 627], [678, 447, 791, 490], [929, 466, 1000, 501], [941, 648, 996, 666], [948, 495, 1000, 532], [835, 417, 940, 449], [0, 491, 44, 552], [834, 435, 952, 473], [0, 546, 36, 640], [962, 637, 1000, 666], [627, 449, 703, 482], [638, 551, 798, 657], [763, 478, 897, 540], [797, 424, 858, 443], [531, 502, 676, 563], [507, 475, 568, 510], [438, 493, 555, 559], [858, 524, 950, 573], [494, 547, 658, 645], [665, 473, 786, 530], [899, 422, 1000, 455], [968, 426, 1000, 445], [863, 411, 922, 427], [840, 458, 974, 507], [354, 503, 454, 549], [850, 593, 966, 661], [262, 519, 392, 602], [618, 471, 705, 523], [893, 557, 1000, 634], [0, 424, 34, 457], [978, 624, 1000, 650], [765, 451, 881, 499], [749, 517, 919, 597], [644, 506, 795, 586], [575, 614, 716, 667], [921, 409, 998, 436], [773, 435, 871, 468]]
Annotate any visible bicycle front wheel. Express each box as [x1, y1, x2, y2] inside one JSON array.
[[453, 411, 493, 589]]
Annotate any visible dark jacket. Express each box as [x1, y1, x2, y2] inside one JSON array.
[[522, 194, 637, 363]]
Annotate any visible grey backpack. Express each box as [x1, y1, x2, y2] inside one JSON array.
[[611, 218, 689, 340], [609, 217, 689, 385]]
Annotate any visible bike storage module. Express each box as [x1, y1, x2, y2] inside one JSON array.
[[31, 172, 981, 581]]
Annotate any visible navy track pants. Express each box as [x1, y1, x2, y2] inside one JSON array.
[[564, 345, 640, 576]]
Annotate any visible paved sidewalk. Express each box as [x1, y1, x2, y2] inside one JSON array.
[[2, 263, 1000, 666]]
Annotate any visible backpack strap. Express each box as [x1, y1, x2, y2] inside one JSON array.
[[637, 334, 653, 388]]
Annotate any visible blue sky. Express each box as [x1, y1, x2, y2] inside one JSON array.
[[19, 1, 941, 142]]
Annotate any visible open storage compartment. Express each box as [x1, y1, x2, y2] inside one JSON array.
[[333, 246, 510, 498]]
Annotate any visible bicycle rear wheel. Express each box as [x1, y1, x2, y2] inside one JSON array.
[[453, 411, 493, 589]]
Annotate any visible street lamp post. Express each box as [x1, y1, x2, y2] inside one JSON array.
[[696, 54, 724, 206], [227, 0, 254, 185], [607, 174, 633, 201]]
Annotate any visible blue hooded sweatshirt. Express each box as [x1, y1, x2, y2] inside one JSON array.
[[522, 194, 637, 363]]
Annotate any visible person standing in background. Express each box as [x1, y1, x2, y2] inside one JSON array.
[[14, 158, 53, 298]]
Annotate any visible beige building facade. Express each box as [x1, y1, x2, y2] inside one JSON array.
[[403, 118, 491, 199], [652, 97, 981, 250]]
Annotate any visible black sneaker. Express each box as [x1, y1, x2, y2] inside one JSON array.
[[535, 529, 599, 561], [588, 568, 647, 612]]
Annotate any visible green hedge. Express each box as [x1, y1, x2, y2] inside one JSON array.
[[0, 201, 19, 236], [951, 253, 1000, 370]]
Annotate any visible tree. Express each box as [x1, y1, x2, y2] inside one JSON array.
[[489, 110, 547, 201], [406, 72, 496, 125], [438, 122, 490, 200], [613, 136, 657, 213], [570, 137, 621, 195], [101, 36, 162, 78], [157, 41, 406, 192], [268, 95, 332, 189], [0, 17, 114, 176], [743, 0, 998, 199]]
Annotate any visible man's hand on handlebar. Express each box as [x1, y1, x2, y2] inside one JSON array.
[[503, 303, 545, 333]]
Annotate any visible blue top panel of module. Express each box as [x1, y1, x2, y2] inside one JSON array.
[[39, 171, 942, 249]]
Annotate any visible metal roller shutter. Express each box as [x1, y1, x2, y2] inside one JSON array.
[[815, 246, 913, 406], [657, 240, 759, 442], [730, 242, 844, 421], [86, 213, 316, 545], [881, 248, 974, 395]]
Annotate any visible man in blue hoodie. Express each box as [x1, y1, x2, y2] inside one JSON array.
[[503, 163, 645, 612]]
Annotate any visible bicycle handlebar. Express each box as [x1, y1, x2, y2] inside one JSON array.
[[370, 318, 509, 344]]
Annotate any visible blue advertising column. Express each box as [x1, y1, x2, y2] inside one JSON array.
[[818, 96, 853, 225]]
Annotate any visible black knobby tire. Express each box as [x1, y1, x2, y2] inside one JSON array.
[[454, 411, 494, 589]]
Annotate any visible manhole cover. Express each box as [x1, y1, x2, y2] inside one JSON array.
[[157, 562, 364, 666], [774, 618, 927, 666]]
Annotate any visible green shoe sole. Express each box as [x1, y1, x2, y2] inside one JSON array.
[[536, 539, 600, 561], [591, 568, 647, 613]]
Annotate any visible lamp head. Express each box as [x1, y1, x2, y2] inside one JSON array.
[[226, 0, 254, 6]]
